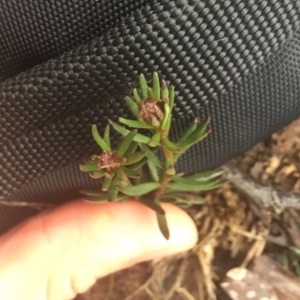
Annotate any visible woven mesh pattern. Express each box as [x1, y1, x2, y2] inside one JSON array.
[[0, 0, 150, 81], [1, 0, 300, 232], [0, 204, 37, 234]]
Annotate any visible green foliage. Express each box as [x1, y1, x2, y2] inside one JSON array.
[[108, 120, 151, 144], [149, 132, 160, 147], [139, 73, 148, 99], [133, 88, 142, 104], [152, 72, 160, 100], [125, 97, 139, 117], [123, 151, 147, 165], [118, 182, 160, 196], [91, 124, 111, 152], [117, 129, 138, 158], [102, 177, 113, 191], [80, 72, 223, 240], [156, 211, 170, 240], [140, 198, 165, 215], [119, 118, 154, 129], [166, 181, 223, 192]]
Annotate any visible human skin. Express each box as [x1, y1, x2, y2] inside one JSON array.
[[0, 200, 197, 300]]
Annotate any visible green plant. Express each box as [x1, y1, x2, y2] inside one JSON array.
[[80, 72, 223, 239]]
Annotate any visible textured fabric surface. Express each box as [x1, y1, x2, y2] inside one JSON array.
[[0, 0, 150, 81], [1, 0, 300, 233]]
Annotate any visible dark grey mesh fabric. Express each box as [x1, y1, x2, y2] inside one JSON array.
[[1, 0, 300, 233], [0, 0, 150, 81]]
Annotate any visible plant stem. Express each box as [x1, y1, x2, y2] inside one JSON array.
[[162, 144, 174, 168], [150, 146, 173, 199], [157, 170, 171, 197], [149, 134, 174, 199]]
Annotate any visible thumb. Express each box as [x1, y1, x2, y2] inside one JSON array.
[[0, 200, 197, 300]]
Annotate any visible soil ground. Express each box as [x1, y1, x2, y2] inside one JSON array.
[[78, 119, 300, 300]]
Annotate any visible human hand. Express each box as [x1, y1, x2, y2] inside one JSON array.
[[0, 199, 197, 300]]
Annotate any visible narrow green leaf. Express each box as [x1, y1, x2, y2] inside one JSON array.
[[174, 151, 182, 162], [179, 118, 199, 141], [139, 143, 163, 168], [104, 170, 115, 179], [147, 151, 163, 168], [133, 88, 142, 104], [102, 176, 113, 191], [109, 120, 151, 144], [140, 198, 165, 215], [122, 167, 141, 178], [148, 132, 161, 147], [147, 87, 154, 98], [119, 117, 154, 129], [103, 125, 111, 150], [147, 161, 159, 182], [92, 125, 111, 152], [171, 174, 221, 186], [125, 96, 139, 117], [177, 119, 210, 148], [161, 80, 169, 103], [85, 155, 97, 164], [124, 141, 138, 156], [164, 139, 182, 153], [168, 85, 175, 111], [107, 174, 121, 201], [174, 132, 210, 161], [184, 130, 210, 150], [80, 189, 106, 197], [156, 212, 170, 240], [117, 129, 137, 158], [133, 134, 151, 144], [129, 157, 147, 171], [119, 172, 132, 186], [185, 170, 223, 182], [289, 246, 300, 256], [118, 182, 160, 196], [79, 163, 99, 172], [165, 109, 172, 135], [139, 74, 148, 99], [84, 195, 128, 203], [161, 103, 170, 131], [153, 72, 160, 100], [89, 171, 106, 179], [123, 151, 147, 165], [167, 181, 223, 192], [109, 119, 132, 136]]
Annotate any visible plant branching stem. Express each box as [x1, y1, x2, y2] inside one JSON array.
[[150, 143, 173, 200]]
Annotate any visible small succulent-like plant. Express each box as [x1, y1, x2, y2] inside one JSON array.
[[80, 72, 223, 239]]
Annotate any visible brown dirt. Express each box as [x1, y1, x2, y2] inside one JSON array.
[[78, 119, 300, 300]]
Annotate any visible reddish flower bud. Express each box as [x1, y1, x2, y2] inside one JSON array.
[[138, 98, 164, 127], [97, 151, 120, 170]]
